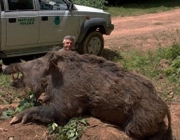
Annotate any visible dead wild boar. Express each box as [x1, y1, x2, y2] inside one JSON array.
[[2, 51, 172, 140]]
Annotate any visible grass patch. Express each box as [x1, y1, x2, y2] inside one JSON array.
[[112, 44, 180, 100], [0, 73, 11, 87], [0, 73, 25, 104], [105, 6, 172, 17], [119, 48, 162, 78]]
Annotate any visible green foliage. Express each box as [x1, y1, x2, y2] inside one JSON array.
[[163, 44, 180, 60], [72, 0, 105, 9], [1, 94, 37, 119], [14, 94, 37, 113], [119, 49, 162, 78], [0, 73, 23, 104], [48, 118, 88, 140], [0, 73, 11, 87], [105, 6, 178, 17], [1, 108, 15, 119], [163, 45, 180, 82], [165, 56, 180, 75], [110, 45, 180, 101], [105, 0, 180, 17], [106, 0, 180, 7], [118, 45, 180, 81], [114, 44, 180, 99]]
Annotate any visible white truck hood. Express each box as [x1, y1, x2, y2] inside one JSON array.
[[74, 5, 104, 13]]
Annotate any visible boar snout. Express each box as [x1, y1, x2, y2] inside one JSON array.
[[2, 65, 11, 74]]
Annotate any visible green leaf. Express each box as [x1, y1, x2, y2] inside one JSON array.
[[48, 117, 89, 140], [0, 108, 14, 119]]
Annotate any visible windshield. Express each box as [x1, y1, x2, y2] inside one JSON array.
[[39, 0, 68, 10]]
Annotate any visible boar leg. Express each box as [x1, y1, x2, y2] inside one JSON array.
[[10, 106, 66, 125]]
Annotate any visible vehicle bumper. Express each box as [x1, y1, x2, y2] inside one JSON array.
[[105, 23, 114, 35]]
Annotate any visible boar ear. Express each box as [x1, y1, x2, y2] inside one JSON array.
[[46, 51, 63, 71], [49, 52, 60, 66]]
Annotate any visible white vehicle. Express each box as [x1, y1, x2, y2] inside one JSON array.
[[0, 0, 114, 64]]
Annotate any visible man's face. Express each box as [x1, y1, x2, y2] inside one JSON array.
[[63, 39, 74, 51]]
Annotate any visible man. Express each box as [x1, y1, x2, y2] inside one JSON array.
[[61, 35, 75, 51], [52, 35, 76, 52]]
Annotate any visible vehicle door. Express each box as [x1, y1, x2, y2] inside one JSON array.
[[0, 0, 5, 48], [37, 0, 79, 45], [3, 0, 39, 48]]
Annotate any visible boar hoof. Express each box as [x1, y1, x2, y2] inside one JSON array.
[[10, 112, 31, 125], [10, 115, 22, 125]]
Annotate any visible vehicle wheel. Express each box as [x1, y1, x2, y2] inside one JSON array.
[[82, 31, 104, 55]]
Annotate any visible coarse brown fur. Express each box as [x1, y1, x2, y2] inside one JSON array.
[[2, 51, 172, 140]]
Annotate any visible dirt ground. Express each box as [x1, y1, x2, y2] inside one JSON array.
[[1, 8, 180, 140]]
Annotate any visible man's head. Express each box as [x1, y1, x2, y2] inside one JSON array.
[[63, 35, 75, 51]]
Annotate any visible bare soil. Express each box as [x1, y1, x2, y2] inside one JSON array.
[[104, 8, 180, 51], [1, 8, 180, 140]]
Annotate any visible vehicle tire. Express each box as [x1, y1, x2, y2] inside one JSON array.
[[82, 31, 104, 55]]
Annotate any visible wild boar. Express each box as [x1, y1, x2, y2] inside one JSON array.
[[2, 51, 172, 140]]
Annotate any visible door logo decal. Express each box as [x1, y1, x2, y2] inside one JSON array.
[[18, 18, 35, 25], [54, 16, 60, 25]]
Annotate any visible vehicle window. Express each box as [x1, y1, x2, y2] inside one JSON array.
[[39, 0, 68, 10], [8, 0, 33, 11], [0, 0, 4, 11]]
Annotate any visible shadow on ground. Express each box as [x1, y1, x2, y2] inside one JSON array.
[[101, 48, 122, 61]]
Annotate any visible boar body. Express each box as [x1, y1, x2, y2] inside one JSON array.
[[2, 51, 172, 140]]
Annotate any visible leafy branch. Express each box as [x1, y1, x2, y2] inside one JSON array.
[[48, 118, 89, 140], [1, 94, 37, 119]]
